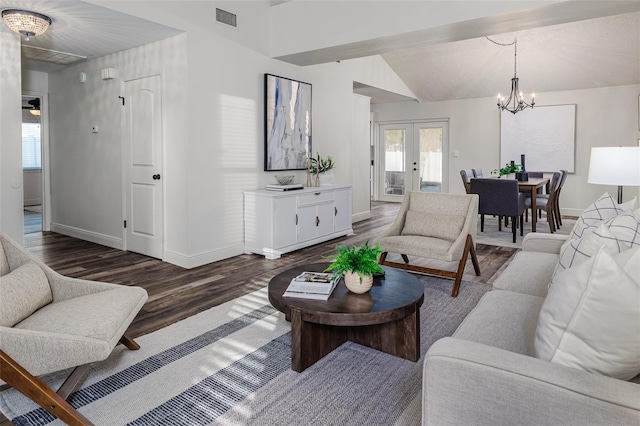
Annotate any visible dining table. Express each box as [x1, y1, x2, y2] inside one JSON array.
[[516, 177, 550, 232]]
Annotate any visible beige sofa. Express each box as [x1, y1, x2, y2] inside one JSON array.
[[422, 232, 640, 425]]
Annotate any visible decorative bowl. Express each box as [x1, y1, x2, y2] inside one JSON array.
[[275, 175, 295, 185]]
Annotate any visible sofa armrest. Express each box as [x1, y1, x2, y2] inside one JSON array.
[[521, 232, 568, 254], [423, 338, 640, 426]]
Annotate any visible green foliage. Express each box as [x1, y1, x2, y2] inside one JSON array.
[[491, 162, 522, 176], [324, 241, 385, 282], [309, 152, 335, 174]]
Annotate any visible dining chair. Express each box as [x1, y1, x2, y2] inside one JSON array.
[[534, 169, 567, 228], [470, 178, 525, 243], [525, 171, 562, 233], [471, 168, 484, 178], [459, 169, 473, 194]]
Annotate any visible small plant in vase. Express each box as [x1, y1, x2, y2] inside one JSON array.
[[491, 161, 522, 178], [325, 241, 385, 294], [309, 152, 335, 186]]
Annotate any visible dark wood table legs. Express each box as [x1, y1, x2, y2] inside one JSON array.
[[290, 302, 421, 372]]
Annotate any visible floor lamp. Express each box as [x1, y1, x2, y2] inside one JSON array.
[[588, 146, 640, 204]]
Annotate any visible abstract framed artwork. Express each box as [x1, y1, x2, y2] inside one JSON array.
[[264, 74, 312, 171]]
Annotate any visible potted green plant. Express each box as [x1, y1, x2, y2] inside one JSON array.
[[308, 152, 335, 185], [325, 241, 385, 294], [491, 161, 522, 178]]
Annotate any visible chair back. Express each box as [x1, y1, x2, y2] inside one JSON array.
[[470, 178, 525, 217], [527, 171, 544, 179], [460, 169, 473, 193], [472, 168, 484, 178]]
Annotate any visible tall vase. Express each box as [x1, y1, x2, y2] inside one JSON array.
[[517, 154, 529, 181]]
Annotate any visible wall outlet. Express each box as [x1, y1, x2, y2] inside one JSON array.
[[91, 126, 99, 133]]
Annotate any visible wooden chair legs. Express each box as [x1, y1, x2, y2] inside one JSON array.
[[379, 235, 480, 298], [0, 350, 94, 426], [0, 334, 140, 425]]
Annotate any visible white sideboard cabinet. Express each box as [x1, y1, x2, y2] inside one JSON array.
[[244, 185, 353, 259]]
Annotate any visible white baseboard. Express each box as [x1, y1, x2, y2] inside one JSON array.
[[164, 243, 245, 269], [560, 208, 582, 218], [352, 211, 372, 223], [24, 198, 42, 206], [50, 223, 123, 250]]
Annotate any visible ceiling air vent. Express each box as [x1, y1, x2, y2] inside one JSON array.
[[216, 8, 237, 28]]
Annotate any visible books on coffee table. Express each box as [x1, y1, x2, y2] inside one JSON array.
[[283, 272, 340, 300]]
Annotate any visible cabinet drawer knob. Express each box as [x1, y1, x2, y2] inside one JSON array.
[[314, 192, 321, 195]]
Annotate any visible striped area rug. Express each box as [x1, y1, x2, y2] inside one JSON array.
[[0, 276, 491, 425]]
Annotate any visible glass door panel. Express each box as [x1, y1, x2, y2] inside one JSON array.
[[416, 126, 443, 193], [379, 124, 411, 201]]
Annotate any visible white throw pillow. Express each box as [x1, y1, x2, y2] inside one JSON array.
[[535, 246, 640, 380], [0, 261, 53, 327], [401, 210, 466, 242], [569, 193, 634, 240], [556, 212, 640, 272]]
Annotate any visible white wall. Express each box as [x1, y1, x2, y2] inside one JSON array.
[[372, 84, 640, 216], [47, 34, 189, 254], [41, 2, 411, 268], [22, 70, 48, 93], [0, 31, 24, 242], [352, 93, 372, 222]]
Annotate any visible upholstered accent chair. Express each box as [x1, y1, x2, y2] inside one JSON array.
[[0, 233, 148, 425], [471, 168, 484, 178], [471, 178, 526, 243], [377, 192, 480, 297]]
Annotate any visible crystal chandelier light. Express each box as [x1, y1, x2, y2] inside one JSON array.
[[1, 9, 52, 41], [489, 37, 535, 114]]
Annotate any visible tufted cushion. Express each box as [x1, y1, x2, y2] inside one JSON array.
[[0, 261, 53, 327], [569, 193, 636, 240], [535, 246, 640, 380], [556, 211, 640, 273], [401, 211, 466, 242]]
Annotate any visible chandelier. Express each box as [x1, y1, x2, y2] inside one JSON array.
[[1, 9, 52, 41], [488, 37, 535, 114]]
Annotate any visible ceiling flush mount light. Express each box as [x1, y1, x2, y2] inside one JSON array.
[[1, 9, 52, 41], [488, 37, 535, 114]]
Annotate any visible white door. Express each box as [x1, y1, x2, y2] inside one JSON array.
[[123, 75, 163, 259], [412, 122, 448, 194], [378, 121, 448, 200]]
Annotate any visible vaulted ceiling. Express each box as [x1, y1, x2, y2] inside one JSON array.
[[2, 1, 639, 104]]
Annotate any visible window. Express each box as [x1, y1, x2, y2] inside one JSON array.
[[22, 122, 41, 169]]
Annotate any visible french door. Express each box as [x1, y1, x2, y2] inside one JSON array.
[[378, 121, 448, 201]]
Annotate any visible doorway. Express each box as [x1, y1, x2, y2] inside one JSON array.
[[377, 120, 449, 201], [21, 94, 47, 234], [122, 75, 164, 259]]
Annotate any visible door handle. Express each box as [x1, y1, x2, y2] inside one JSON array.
[[334, 206, 338, 216], [295, 214, 298, 225], [316, 216, 320, 227], [152, 174, 161, 180]]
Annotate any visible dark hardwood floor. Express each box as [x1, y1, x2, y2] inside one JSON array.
[[20, 201, 518, 339], [1, 201, 518, 425]]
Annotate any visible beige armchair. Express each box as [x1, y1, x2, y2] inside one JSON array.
[[377, 192, 480, 297], [0, 233, 148, 425]]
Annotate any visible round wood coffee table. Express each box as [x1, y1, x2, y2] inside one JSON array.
[[269, 263, 424, 372]]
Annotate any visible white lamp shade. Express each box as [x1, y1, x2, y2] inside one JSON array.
[[588, 147, 640, 186]]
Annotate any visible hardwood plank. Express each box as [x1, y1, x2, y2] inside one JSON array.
[[1, 201, 518, 425]]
